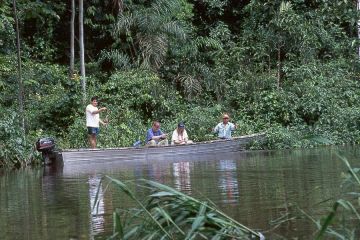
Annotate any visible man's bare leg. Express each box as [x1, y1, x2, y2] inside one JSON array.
[[89, 134, 97, 148]]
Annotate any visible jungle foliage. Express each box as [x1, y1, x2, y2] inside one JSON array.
[[1, 0, 360, 167]]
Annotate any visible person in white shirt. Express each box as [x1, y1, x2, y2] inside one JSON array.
[[86, 96, 107, 148], [171, 122, 193, 145], [213, 113, 237, 139]]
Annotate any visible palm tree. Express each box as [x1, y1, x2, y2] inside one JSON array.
[[110, 0, 187, 70]]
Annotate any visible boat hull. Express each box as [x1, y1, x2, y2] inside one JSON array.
[[56, 133, 265, 166]]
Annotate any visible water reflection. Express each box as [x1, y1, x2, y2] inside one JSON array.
[[41, 166, 60, 206], [216, 159, 239, 205], [146, 161, 171, 183], [89, 175, 105, 236], [1, 146, 359, 239], [172, 161, 192, 193]]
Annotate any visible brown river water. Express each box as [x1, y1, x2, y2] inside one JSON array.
[[0, 146, 359, 239]]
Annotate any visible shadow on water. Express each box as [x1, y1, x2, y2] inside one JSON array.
[[0, 145, 359, 239]]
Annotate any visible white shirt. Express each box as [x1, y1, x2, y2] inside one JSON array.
[[86, 104, 99, 127], [171, 129, 189, 143]]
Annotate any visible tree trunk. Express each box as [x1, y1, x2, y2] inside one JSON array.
[[70, 0, 75, 78], [357, 0, 360, 59], [277, 45, 281, 89], [13, 0, 25, 137], [79, 0, 86, 101], [114, 0, 124, 14]]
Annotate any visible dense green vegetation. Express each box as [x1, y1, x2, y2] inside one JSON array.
[[1, 0, 359, 168]]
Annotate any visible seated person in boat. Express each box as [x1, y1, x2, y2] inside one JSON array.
[[146, 121, 168, 146], [171, 122, 193, 145], [213, 113, 237, 139]]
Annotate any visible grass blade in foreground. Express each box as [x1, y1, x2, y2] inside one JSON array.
[[312, 155, 360, 239], [102, 176, 265, 240]]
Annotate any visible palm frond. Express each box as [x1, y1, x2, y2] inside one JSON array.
[[161, 21, 186, 40], [182, 37, 222, 57], [195, 37, 223, 50], [99, 49, 131, 70], [109, 0, 188, 70], [139, 34, 168, 69], [177, 74, 202, 99], [113, 13, 135, 36], [151, 0, 182, 17], [280, 1, 293, 14]]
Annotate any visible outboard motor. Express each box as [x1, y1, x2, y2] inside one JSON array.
[[36, 137, 55, 165]]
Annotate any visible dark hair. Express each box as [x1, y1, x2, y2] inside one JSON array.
[[91, 96, 98, 102], [178, 122, 185, 128]]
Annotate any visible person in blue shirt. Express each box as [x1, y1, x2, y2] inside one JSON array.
[[146, 121, 168, 146], [213, 114, 237, 139]]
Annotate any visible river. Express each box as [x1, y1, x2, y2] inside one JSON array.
[[0, 146, 359, 239]]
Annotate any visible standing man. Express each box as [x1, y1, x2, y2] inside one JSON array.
[[146, 121, 168, 146], [213, 113, 237, 139], [86, 96, 107, 148]]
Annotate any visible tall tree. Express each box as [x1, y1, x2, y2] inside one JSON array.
[[70, 0, 75, 78], [79, 0, 86, 100], [358, 0, 360, 59], [12, 0, 25, 137]]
